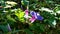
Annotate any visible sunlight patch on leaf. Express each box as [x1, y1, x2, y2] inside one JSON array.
[[15, 8, 25, 22]]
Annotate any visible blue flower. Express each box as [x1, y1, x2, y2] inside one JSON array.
[[30, 11, 36, 16], [30, 11, 43, 20], [36, 15, 43, 20]]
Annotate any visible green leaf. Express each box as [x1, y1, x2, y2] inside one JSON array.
[[0, 25, 8, 33], [21, 0, 29, 6], [15, 8, 25, 22], [29, 24, 36, 30], [35, 23, 45, 32], [6, 15, 16, 22], [54, 5, 60, 12], [24, 29, 34, 34], [11, 30, 23, 33]]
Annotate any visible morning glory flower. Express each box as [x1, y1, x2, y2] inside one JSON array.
[[30, 11, 43, 23], [24, 9, 29, 19], [36, 15, 43, 20], [24, 9, 31, 19], [29, 16, 36, 23]]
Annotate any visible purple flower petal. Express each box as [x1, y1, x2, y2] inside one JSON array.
[[36, 12, 40, 16], [7, 24, 11, 31], [36, 15, 43, 20], [30, 11, 36, 16], [30, 11, 43, 20], [25, 9, 29, 16], [29, 16, 36, 23], [36, 13, 43, 20], [24, 9, 29, 18]]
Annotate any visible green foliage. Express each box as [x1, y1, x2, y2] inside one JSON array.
[[0, 0, 60, 34], [7, 15, 16, 22], [0, 25, 8, 33], [29, 23, 45, 33], [24, 29, 34, 34], [15, 8, 25, 22], [21, 0, 29, 6]]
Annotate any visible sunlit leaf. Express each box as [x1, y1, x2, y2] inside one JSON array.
[[15, 8, 25, 22], [7, 15, 16, 22]]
